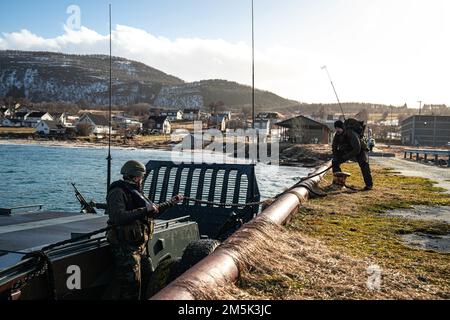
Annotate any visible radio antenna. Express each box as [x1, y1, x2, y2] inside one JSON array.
[[106, 4, 112, 192], [321, 65, 346, 120], [251, 0, 255, 129]]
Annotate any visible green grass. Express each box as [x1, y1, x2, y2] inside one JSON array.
[[288, 164, 450, 291], [202, 163, 450, 300]]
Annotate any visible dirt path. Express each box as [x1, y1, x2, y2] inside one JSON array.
[[371, 157, 450, 193]]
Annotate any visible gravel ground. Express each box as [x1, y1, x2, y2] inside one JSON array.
[[372, 156, 450, 253], [371, 157, 450, 193]]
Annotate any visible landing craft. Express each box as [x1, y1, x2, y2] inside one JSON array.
[[0, 161, 261, 300]]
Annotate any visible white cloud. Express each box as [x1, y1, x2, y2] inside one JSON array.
[[0, 29, 59, 51], [0, 24, 313, 103]]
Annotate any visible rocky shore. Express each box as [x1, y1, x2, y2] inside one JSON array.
[[279, 143, 332, 167]]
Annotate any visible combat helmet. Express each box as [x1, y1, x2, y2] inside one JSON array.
[[120, 160, 146, 177]]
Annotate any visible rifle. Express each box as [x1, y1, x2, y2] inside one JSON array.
[[71, 183, 97, 214]]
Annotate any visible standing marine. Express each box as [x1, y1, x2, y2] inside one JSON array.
[[105, 160, 182, 300], [332, 120, 373, 191]]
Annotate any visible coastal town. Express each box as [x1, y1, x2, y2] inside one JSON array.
[[1, 102, 450, 165]]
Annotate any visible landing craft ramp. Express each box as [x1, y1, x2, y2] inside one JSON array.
[[143, 161, 260, 239]]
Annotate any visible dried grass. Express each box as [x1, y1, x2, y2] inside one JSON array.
[[192, 163, 450, 300], [197, 221, 444, 300]]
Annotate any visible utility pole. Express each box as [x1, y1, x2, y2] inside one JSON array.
[[389, 105, 393, 144], [418, 100, 422, 116], [251, 0, 255, 129]]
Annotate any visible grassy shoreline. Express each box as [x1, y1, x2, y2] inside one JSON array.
[[213, 163, 450, 300]]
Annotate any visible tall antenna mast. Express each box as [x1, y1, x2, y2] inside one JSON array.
[[106, 4, 112, 192], [251, 0, 255, 129], [322, 65, 345, 120]]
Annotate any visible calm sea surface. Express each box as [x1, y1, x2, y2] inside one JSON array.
[[0, 143, 311, 212]]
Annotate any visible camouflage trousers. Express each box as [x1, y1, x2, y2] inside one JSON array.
[[110, 244, 152, 300]]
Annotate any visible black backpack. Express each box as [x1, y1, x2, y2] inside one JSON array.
[[344, 118, 369, 152], [344, 118, 366, 138]]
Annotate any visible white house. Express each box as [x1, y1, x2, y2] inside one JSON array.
[[183, 109, 201, 121], [76, 113, 112, 135], [23, 112, 53, 128], [214, 111, 232, 122], [36, 120, 66, 135], [3, 108, 15, 118], [254, 119, 272, 136], [380, 119, 399, 126], [209, 115, 227, 132], [51, 113, 69, 126], [66, 115, 80, 127], [112, 115, 143, 130], [160, 110, 183, 122], [147, 116, 172, 134]]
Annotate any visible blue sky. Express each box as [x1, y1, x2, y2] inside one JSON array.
[[2, 0, 450, 106], [0, 0, 313, 44]]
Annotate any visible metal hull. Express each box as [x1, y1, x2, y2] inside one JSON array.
[[0, 211, 199, 300]]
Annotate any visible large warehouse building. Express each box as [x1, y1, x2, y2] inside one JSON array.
[[401, 115, 450, 147]]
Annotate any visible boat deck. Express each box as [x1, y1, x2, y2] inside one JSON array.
[[0, 211, 108, 252]]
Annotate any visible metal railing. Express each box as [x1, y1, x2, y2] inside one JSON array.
[[404, 149, 450, 167]]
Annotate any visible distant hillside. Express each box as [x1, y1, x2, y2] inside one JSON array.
[[0, 50, 183, 106], [290, 102, 409, 116], [0, 50, 298, 111], [153, 79, 298, 110], [200, 79, 298, 110]]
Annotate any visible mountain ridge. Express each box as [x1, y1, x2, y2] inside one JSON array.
[[0, 50, 298, 110]]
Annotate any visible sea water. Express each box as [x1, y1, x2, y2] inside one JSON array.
[[0, 143, 311, 212]]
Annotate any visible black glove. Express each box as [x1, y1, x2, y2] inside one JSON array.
[[158, 195, 184, 213]]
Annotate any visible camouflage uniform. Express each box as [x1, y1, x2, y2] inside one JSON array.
[[106, 180, 155, 300], [109, 243, 152, 300]]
